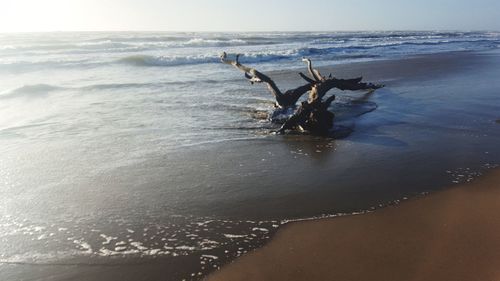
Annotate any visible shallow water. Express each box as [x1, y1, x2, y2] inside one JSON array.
[[0, 32, 500, 280]]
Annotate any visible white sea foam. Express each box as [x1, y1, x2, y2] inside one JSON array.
[[175, 245, 196, 251], [251, 227, 269, 232], [201, 254, 218, 260], [130, 242, 148, 251], [0, 250, 80, 264], [281, 210, 371, 224], [223, 234, 247, 238], [100, 234, 117, 245], [183, 38, 247, 47], [72, 239, 93, 254]]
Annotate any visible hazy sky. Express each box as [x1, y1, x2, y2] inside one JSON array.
[[1, 0, 499, 32]]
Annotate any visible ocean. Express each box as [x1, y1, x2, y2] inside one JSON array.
[[1, 31, 500, 280]]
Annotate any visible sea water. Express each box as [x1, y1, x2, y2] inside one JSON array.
[[1, 31, 500, 280]]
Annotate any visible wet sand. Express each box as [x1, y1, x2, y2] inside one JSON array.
[[206, 168, 500, 281]]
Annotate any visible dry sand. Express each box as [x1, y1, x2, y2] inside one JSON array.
[[206, 168, 500, 281]]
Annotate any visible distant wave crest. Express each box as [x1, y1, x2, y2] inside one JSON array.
[[117, 52, 290, 67], [0, 84, 62, 99], [118, 54, 219, 67], [1, 31, 499, 71]]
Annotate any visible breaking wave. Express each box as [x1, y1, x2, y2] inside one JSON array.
[[0, 84, 63, 99], [1, 31, 499, 71], [115, 37, 500, 67], [118, 54, 219, 67], [117, 52, 290, 67]]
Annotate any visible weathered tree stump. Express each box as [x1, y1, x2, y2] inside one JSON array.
[[220, 52, 384, 136]]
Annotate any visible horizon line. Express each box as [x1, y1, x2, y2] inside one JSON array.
[[1, 29, 499, 34]]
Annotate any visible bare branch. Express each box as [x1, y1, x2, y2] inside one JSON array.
[[298, 72, 316, 84], [280, 83, 313, 107], [222, 53, 383, 112], [302, 57, 324, 82], [220, 52, 283, 100], [313, 77, 383, 100]]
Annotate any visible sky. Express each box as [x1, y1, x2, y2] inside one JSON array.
[[1, 0, 500, 32]]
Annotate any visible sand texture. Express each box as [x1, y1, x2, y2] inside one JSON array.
[[207, 169, 500, 281]]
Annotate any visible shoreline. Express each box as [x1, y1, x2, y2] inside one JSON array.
[[206, 167, 500, 281], [1, 49, 499, 281]]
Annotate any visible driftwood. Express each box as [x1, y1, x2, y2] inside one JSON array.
[[220, 52, 310, 108], [277, 92, 337, 135], [221, 52, 384, 135]]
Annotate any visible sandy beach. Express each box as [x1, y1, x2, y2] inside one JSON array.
[[206, 168, 500, 281]]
